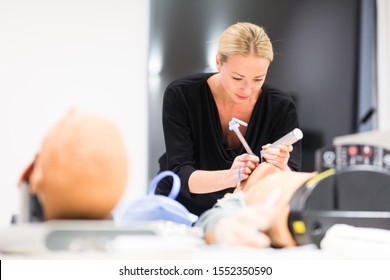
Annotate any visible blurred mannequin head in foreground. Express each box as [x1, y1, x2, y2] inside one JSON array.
[[19, 111, 129, 220]]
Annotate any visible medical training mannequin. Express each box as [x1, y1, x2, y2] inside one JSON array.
[[196, 163, 316, 248], [18, 111, 128, 220]]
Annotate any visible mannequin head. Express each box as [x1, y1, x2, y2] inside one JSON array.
[[244, 168, 316, 247], [20, 111, 129, 220]]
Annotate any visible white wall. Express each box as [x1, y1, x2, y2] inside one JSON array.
[[377, 0, 390, 130], [0, 0, 150, 226]]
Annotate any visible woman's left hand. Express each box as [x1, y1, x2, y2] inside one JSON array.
[[261, 144, 293, 171]]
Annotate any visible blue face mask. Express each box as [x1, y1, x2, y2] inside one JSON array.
[[113, 171, 198, 226]]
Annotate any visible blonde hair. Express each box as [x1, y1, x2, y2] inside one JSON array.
[[217, 22, 274, 64]]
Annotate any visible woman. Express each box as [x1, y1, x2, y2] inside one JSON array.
[[157, 22, 302, 216]]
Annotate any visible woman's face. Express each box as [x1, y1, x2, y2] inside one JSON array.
[[217, 54, 270, 103]]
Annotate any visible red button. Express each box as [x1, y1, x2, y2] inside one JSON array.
[[362, 145, 373, 157], [348, 146, 358, 156]]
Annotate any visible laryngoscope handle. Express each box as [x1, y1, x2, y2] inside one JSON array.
[[260, 128, 303, 158]]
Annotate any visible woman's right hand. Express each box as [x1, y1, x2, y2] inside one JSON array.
[[229, 154, 259, 189]]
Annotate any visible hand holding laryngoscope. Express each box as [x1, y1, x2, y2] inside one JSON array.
[[260, 128, 303, 159], [228, 117, 303, 170]]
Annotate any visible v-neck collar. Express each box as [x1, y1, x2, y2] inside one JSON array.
[[204, 73, 264, 160]]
